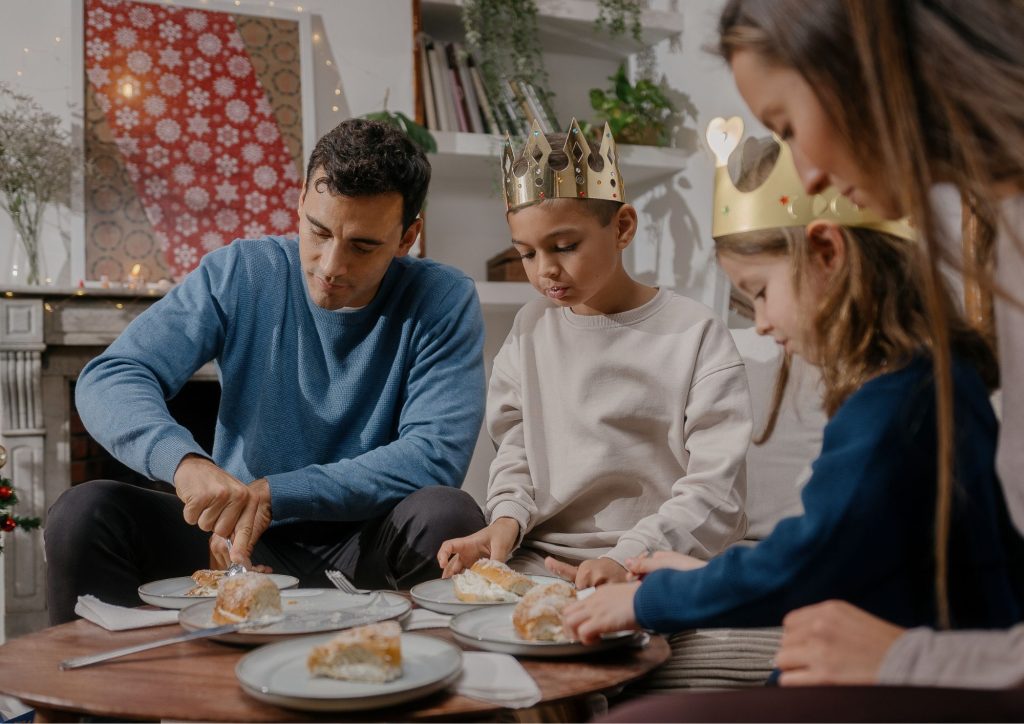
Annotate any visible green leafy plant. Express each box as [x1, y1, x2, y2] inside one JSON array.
[[588, 63, 676, 146], [596, 0, 643, 43], [362, 110, 437, 154], [0, 84, 76, 285], [461, 0, 554, 118]]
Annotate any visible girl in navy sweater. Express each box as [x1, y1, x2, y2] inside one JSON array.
[[562, 134, 1024, 643]]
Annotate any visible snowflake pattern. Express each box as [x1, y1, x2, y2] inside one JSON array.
[[86, 0, 300, 277], [187, 141, 212, 164], [114, 27, 138, 47], [187, 114, 211, 136], [184, 187, 210, 211], [216, 126, 239, 147], [87, 66, 111, 87], [158, 47, 183, 70], [115, 107, 140, 130], [213, 77, 236, 97], [253, 166, 278, 189], [225, 99, 249, 124], [128, 5, 154, 28], [143, 95, 166, 117], [197, 33, 222, 57], [157, 73, 183, 96], [126, 50, 152, 74]]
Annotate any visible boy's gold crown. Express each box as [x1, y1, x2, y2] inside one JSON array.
[[708, 116, 915, 241], [503, 118, 625, 211]]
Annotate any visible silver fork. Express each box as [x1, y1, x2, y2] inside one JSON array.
[[223, 538, 246, 577], [324, 569, 371, 594]]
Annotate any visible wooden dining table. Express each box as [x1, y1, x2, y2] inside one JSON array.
[[0, 613, 669, 722]]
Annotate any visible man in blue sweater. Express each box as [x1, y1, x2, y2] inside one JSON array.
[[45, 119, 487, 623]]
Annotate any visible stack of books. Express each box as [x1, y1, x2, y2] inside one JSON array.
[[417, 34, 558, 136]]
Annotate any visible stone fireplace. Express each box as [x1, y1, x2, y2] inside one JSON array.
[[0, 289, 216, 637]]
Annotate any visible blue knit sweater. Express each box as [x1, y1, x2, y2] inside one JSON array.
[[635, 356, 1024, 632], [75, 237, 486, 523]]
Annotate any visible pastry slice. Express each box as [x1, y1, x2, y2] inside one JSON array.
[[453, 558, 536, 602], [307, 621, 403, 683]]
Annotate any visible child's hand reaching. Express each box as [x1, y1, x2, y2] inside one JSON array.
[[545, 556, 628, 587], [436, 517, 520, 578], [561, 581, 641, 644], [625, 550, 707, 580]]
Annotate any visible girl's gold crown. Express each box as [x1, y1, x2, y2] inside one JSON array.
[[708, 116, 915, 241], [503, 118, 626, 211]]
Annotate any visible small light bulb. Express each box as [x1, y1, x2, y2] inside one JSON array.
[[23, 47, 29, 53], [332, 105, 339, 112], [115, 302, 124, 309], [334, 88, 341, 96], [312, 33, 320, 42], [296, 5, 303, 11], [44, 303, 54, 312], [234, 0, 240, 5], [325, 59, 332, 66], [16, 70, 22, 76], [55, 36, 61, 43]]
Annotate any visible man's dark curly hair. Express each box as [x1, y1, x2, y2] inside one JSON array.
[[303, 118, 431, 232]]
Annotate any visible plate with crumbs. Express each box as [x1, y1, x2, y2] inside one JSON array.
[[137, 573, 299, 609], [450, 604, 643, 657], [410, 575, 564, 615], [236, 631, 462, 711], [179, 589, 411, 644]]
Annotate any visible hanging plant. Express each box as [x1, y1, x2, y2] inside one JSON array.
[[595, 0, 644, 43], [461, 0, 553, 116]]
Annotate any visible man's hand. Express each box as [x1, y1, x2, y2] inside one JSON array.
[[437, 517, 519, 578], [229, 478, 272, 566], [625, 550, 707, 580], [776, 600, 905, 686], [208, 533, 274, 573], [544, 556, 628, 588], [562, 581, 641, 644], [174, 455, 252, 538]]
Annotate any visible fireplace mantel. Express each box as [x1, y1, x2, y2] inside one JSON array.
[[0, 287, 214, 636]]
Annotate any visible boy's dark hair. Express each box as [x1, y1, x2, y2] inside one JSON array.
[[507, 132, 623, 226], [304, 118, 431, 231]]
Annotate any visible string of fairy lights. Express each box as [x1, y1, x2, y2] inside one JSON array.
[[4, 0, 349, 314]]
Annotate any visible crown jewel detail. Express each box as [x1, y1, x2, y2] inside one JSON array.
[[503, 118, 625, 211], [708, 116, 915, 241]]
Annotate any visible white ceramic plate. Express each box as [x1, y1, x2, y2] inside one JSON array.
[[449, 604, 642, 657], [236, 631, 462, 712], [409, 574, 564, 615], [178, 589, 411, 644], [137, 574, 299, 609]]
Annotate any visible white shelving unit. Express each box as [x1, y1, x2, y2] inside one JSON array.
[[417, 0, 686, 501]]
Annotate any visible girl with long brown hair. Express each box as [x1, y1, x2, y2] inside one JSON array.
[[560, 135, 1023, 650], [703, 0, 1024, 691]]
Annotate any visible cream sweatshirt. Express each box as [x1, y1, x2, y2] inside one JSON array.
[[879, 194, 1024, 687], [486, 288, 751, 567]]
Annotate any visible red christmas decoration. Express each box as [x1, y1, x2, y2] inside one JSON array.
[[1, 517, 15, 533], [0, 486, 11, 500]]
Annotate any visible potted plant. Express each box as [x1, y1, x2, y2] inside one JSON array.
[[0, 84, 76, 285], [587, 63, 676, 147]]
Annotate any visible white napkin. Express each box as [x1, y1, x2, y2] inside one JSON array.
[[405, 608, 452, 630], [455, 652, 542, 709], [75, 595, 180, 631]]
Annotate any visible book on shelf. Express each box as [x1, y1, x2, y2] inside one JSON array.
[[444, 43, 472, 133], [417, 34, 438, 132], [425, 39, 454, 132], [452, 43, 486, 134], [499, 81, 531, 136], [522, 81, 559, 132], [466, 55, 500, 135]]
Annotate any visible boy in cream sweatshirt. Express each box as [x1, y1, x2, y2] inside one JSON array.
[[437, 121, 752, 588]]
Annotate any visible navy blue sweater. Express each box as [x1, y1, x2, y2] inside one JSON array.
[[76, 237, 486, 523], [635, 356, 1024, 631]]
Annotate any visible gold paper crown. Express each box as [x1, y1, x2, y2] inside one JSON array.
[[503, 118, 626, 211], [707, 117, 915, 241]]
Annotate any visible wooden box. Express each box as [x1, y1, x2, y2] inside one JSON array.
[[486, 248, 529, 282]]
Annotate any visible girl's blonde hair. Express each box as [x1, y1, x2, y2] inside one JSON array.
[[716, 138, 999, 628]]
